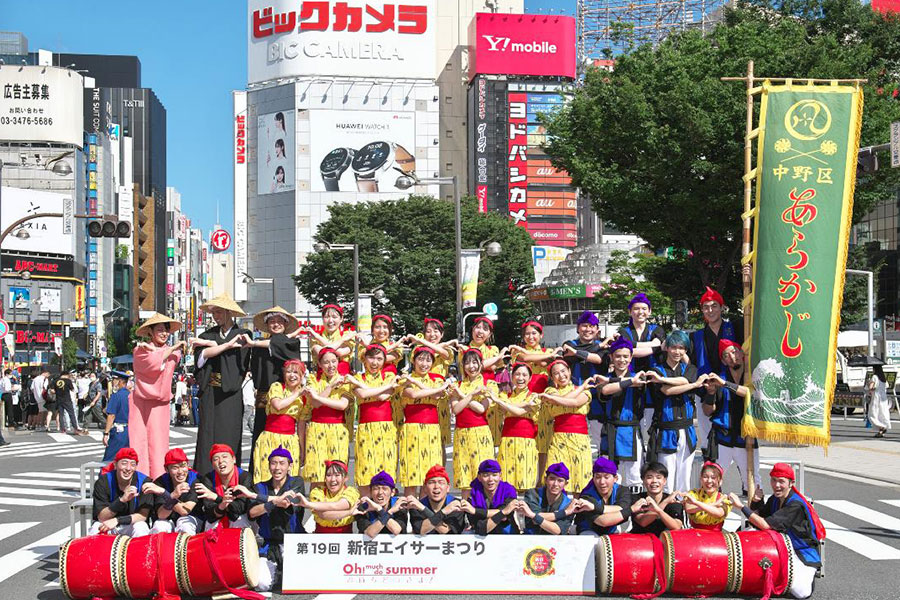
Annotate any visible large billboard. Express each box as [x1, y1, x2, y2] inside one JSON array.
[[0, 187, 77, 256], [468, 13, 577, 81], [0, 66, 85, 147], [257, 109, 295, 195], [309, 110, 416, 192], [234, 91, 249, 301], [248, 0, 436, 84]]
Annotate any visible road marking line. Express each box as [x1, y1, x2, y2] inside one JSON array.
[[86, 431, 104, 441], [0, 443, 87, 457], [14, 448, 105, 458], [0, 497, 63, 507], [12, 472, 82, 480], [818, 518, 900, 560], [58, 468, 81, 472], [880, 499, 900, 510], [312, 595, 355, 600], [0, 526, 70, 584], [48, 433, 77, 443], [0, 522, 39, 543], [817, 500, 900, 533], [0, 478, 79, 489], [168, 430, 189, 439], [0, 486, 78, 498]]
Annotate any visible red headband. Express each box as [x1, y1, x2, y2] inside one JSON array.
[[317, 347, 339, 361], [521, 320, 543, 333], [700, 286, 724, 307], [424, 464, 450, 483], [209, 443, 234, 462], [473, 316, 494, 330], [372, 314, 393, 328], [282, 359, 307, 375], [770, 462, 795, 481], [365, 344, 387, 355], [164, 448, 188, 467], [718, 339, 742, 359], [702, 461, 725, 479], [511, 362, 532, 374], [325, 459, 348, 474], [322, 303, 343, 316], [547, 359, 570, 374], [423, 317, 444, 329], [413, 346, 436, 357], [463, 347, 484, 360], [115, 447, 139, 464]]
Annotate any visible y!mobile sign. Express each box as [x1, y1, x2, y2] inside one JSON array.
[[468, 13, 576, 81], [249, 0, 436, 84]]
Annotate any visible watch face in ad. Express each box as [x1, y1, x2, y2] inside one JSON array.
[[351, 141, 391, 173], [321, 148, 351, 173]]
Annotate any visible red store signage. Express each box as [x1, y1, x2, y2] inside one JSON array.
[[468, 13, 576, 80], [507, 92, 528, 229], [253, 2, 428, 38], [235, 115, 246, 165]]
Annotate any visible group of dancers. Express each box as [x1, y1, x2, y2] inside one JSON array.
[[83, 288, 824, 597]]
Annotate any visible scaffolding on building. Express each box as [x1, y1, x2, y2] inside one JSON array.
[[577, 0, 731, 61]]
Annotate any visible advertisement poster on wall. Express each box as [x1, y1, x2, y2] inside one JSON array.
[[0, 66, 85, 147], [0, 187, 77, 256], [8, 287, 30, 309], [310, 110, 416, 193], [39, 288, 62, 313], [257, 109, 295, 195]]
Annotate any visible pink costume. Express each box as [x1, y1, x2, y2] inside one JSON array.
[[131, 344, 182, 478]]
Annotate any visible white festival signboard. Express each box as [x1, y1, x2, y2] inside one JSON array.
[[283, 534, 596, 594]]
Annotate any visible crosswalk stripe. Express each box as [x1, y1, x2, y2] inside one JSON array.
[[817, 500, 900, 533], [168, 430, 190, 439], [0, 478, 79, 490], [880, 499, 900, 510], [48, 433, 77, 443], [818, 517, 900, 560], [0, 526, 70, 584], [0, 442, 88, 457], [0, 522, 39, 543], [86, 431, 103, 441], [12, 472, 82, 481], [0, 497, 62, 507], [13, 447, 104, 459], [0, 486, 78, 498], [58, 468, 81, 472]]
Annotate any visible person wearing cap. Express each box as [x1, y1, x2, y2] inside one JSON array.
[[730, 463, 825, 598], [194, 443, 255, 528], [576, 457, 641, 536], [645, 330, 708, 493], [396, 347, 451, 497], [459, 316, 508, 445], [406, 465, 467, 534], [244, 306, 302, 479], [678, 460, 731, 531], [353, 471, 409, 537], [191, 293, 252, 474], [494, 362, 541, 491], [88, 447, 153, 536], [301, 349, 353, 488], [450, 348, 498, 495], [538, 360, 604, 492], [132, 312, 187, 478], [252, 359, 308, 484], [630, 462, 684, 536], [248, 446, 307, 591], [561, 310, 614, 455], [297, 459, 360, 533], [617, 293, 667, 441], [600, 337, 647, 486], [306, 303, 354, 375], [509, 320, 556, 475], [142, 447, 204, 535], [702, 340, 760, 493], [458, 459, 520, 535], [407, 317, 456, 452], [102, 371, 132, 462], [345, 345, 402, 497], [519, 463, 581, 535]]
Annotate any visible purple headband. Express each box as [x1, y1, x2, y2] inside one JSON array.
[[576, 310, 599, 326], [546, 462, 570, 480], [370, 470, 395, 489], [592, 456, 617, 475], [268, 446, 294, 464], [628, 292, 651, 310], [608, 337, 634, 354], [478, 459, 502, 474]]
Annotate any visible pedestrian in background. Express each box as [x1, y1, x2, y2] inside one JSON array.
[[103, 371, 132, 461], [55, 371, 86, 435], [868, 365, 891, 438], [29, 368, 49, 431], [1, 369, 15, 428], [242, 371, 256, 434]]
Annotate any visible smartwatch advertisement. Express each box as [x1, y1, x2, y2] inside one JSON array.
[[257, 110, 295, 196], [310, 110, 416, 193]]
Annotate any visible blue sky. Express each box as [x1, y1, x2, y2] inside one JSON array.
[[5, 0, 573, 237]]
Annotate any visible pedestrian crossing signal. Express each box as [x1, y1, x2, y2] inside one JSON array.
[[88, 216, 131, 238]]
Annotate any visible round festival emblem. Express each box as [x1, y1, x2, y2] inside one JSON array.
[[523, 547, 556, 578], [784, 99, 832, 141], [211, 229, 232, 252]]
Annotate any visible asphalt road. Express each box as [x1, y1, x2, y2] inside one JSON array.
[[1, 417, 898, 600]]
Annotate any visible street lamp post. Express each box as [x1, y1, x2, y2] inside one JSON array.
[[846, 268, 875, 357], [241, 272, 276, 309], [312, 242, 359, 337]]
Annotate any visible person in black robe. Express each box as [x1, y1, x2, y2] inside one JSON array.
[[244, 306, 302, 480], [191, 293, 252, 474]]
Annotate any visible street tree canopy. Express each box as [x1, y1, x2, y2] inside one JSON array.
[[543, 0, 900, 303], [293, 195, 535, 343]]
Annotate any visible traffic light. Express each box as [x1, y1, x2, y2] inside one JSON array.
[[88, 215, 131, 238]]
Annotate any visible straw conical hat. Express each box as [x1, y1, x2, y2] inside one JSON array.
[[199, 292, 246, 316], [136, 312, 183, 338], [253, 306, 299, 335]]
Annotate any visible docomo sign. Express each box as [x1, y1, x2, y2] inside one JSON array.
[[248, 0, 436, 84], [211, 229, 232, 252], [468, 13, 576, 81]]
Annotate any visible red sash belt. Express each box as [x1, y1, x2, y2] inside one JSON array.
[[359, 400, 393, 424], [501, 416, 537, 439], [312, 406, 345, 424], [553, 413, 588, 434], [690, 521, 725, 531], [382, 364, 398, 376], [315, 524, 353, 533], [456, 407, 489, 429], [404, 404, 439, 424], [264, 414, 297, 435]]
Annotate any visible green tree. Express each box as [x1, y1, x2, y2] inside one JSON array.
[[594, 251, 676, 324], [61, 338, 77, 371], [105, 331, 118, 361], [293, 195, 535, 344], [543, 0, 900, 303]]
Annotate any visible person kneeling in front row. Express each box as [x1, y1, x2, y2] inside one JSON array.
[[407, 465, 467, 535], [576, 457, 643, 536], [88, 447, 152, 537], [142, 448, 204, 535], [354, 471, 408, 537], [460, 459, 520, 534], [194, 443, 254, 529], [629, 462, 684, 536], [519, 462, 586, 534]]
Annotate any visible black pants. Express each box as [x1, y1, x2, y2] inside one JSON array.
[[194, 386, 244, 474], [2, 393, 17, 426], [58, 398, 80, 432]]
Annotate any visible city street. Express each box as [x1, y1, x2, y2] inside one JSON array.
[[0, 417, 898, 599]]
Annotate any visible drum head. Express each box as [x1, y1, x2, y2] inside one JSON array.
[[240, 527, 260, 588], [595, 535, 614, 594]]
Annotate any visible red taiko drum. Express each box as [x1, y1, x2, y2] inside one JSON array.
[[179, 526, 259, 597], [596, 534, 663, 595], [662, 529, 730, 596], [727, 530, 794, 595], [59, 533, 123, 599]]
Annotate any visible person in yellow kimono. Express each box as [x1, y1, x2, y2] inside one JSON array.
[[301, 349, 353, 489], [345, 345, 402, 497], [396, 346, 452, 498], [306, 303, 356, 444], [494, 362, 541, 491], [356, 314, 406, 429], [406, 317, 457, 453], [450, 348, 497, 497], [297, 460, 360, 533], [458, 317, 508, 446], [538, 360, 606, 491], [251, 359, 307, 483]]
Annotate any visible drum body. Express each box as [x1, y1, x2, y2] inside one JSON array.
[[662, 529, 730, 596], [180, 527, 259, 596], [728, 530, 794, 595], [596, 534, 661, 595], [59, 534, 123, 600]]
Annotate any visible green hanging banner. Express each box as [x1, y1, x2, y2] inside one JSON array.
[[745, 82, 863, 448]]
